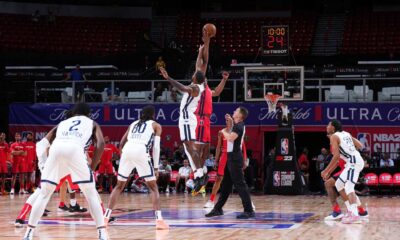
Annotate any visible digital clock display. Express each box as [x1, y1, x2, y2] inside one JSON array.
[[261, 25, 289, 56]]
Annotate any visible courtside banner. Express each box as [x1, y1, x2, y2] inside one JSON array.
[[9, 102, 400, 126]]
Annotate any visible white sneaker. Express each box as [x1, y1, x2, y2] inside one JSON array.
[[10, 188, 14, 195], [166, 188, 170, 194], [252, 202, 256, 211], [23, 228, 34, 240], [324, 211, 344, 221], [204, 200, 215, 208]]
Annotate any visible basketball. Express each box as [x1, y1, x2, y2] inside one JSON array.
[[203, 23, 216, 38]]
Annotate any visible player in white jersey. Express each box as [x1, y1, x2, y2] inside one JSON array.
[[104, 106, 169, 230], [23, 103, 108, 240], [159, 67, 207, 188], [322, 120, 365, 224]]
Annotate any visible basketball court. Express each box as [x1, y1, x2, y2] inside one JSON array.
[[1, 194, 398, 239]]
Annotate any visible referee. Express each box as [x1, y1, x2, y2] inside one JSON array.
[[205, 107, 255, 219]]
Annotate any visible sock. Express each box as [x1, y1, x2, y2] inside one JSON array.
[[98, 227, 107, 239], [155, 210, 163, 220], [17, 203, 32, 220], [358, 206, 366, 214], [59, 202, 65, 208], [344, 201, 351, 211], [333, 203, 341, 213], [356, 196, 362, 206], [70, 198, 77, 207], [23, 226, 35, 239], [350, 204, 359, 216], [210, 194, 215, 202], [104, 208, 112, 219], [194, 168, 204, 179]]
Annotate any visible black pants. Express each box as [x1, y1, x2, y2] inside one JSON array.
[[214, 152, 253, 212]]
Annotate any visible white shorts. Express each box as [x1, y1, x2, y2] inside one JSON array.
[[41, 142, 94, 188], [338, 160, 364, 185], [179, 117, 197, 141], [117, 143, 156, 182]]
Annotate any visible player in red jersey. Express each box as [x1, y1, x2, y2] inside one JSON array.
[[98, 136, 119, 193], [191, 29, 229, 195], [24, 132, 36, 193], [0, 132, 10, 195], [324, 136, 368, 221], [10, 132, 27, 194]]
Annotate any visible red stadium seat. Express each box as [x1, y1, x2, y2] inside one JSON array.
[[169, 170, 179, 183], [379, 173, 393, 186], [365, 173, 379, 186], [392, 173, 400, 186], [207, 171, 217, 184]]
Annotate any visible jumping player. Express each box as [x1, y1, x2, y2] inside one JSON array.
[[104, 106, 169, 230], [322, 120, 365, 224], [159, 66, 206, 193], [23, 103, 107, 240]]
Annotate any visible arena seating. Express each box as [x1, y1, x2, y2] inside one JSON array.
[[0, 13, 150, 55], [378, 173, 393, 193], [175, 13, 316, 56], [341, 11, 400, 55]]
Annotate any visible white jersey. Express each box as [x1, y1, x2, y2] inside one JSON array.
[[334, 131, 363, 164], [127, 120, 155, 152], [53, 115, 93, 149], [179, 83, 205, 122]]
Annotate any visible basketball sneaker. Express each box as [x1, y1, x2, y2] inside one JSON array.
[[69, 203, 88, 213], [192, 175, 209, 196], [236, 211, 255, 219], [324, 211, 344, 221], [156, 219, 169, 230], [204, 200, 215, 208], [341, 212, 361, 224], [205, 208, 224, 217], [58, 205, 70, 212], [14, 219, 24, 227], [252, 202, 256, 211], [10, 188, 14, 195], [359, 210, 369, 219]]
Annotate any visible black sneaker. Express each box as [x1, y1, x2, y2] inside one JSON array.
[[205, 208, 224, 218], [108, 217, 116, 224], [14, 219, 24, 227], [42, 211, 48, 217], [236, 211, 255, 219], [69, 203, 88, 213], [193, 174, 209, 195], [44, 209, 51, 213], [58, 205, 71, 212]]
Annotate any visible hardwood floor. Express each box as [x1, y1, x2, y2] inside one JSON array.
[[0, 192, 399, 240]]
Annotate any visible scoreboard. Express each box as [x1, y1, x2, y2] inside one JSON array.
[[261, 25, 289, 56]]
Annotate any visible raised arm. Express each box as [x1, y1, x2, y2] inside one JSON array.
[[159, 67, 199, 97], [221, 114, 238, 141], [152, 122, 162, 171], [196, 30, 210, 73], [212, 71, 229, 97], [91, 122, 105, 170]]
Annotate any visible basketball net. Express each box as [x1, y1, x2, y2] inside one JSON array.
[[264, 93, 281, 113]]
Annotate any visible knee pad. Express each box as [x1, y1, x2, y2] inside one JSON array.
[[335, 179, 345, 192], [344, 181, 355, 195]]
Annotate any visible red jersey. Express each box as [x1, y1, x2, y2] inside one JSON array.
[[100, 143, 119, 165], [87, 145, 95, 159], [220, 133, 247, 158], [0, 142, 9, 163], [10, 142, 26, 163], [195, 83, 213, 116], [24, 141, 36, 163]]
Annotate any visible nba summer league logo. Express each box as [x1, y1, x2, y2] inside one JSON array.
[[357, 133, 371, 152]]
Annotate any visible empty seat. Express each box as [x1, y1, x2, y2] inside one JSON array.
[[127, 91, 148, 102], [365, 173, 379, 186], [324, 85, 349, 102], [349, 85, 374, 102], [379, 173, 393, 186], [378, 87, 400, 101]]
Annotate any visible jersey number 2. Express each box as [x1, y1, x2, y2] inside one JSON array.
[[69, 120, 81, 131]]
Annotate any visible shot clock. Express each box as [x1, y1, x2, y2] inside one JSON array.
[[261, 25, 289, 56]]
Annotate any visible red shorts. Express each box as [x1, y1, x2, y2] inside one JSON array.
[[98, 163, 114, 175], [217, 152, 228, 176], [12, 159, 26, 174], [26, 161, 35, 173], [0, 161, 8, 174], [55, 175, 79, 191], [333, 169, 344, 178], [195, 115, 211, 143]]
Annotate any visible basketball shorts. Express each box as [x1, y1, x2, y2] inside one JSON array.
[[217, 152, 228, 176], [117, 143, 156, 182], [98, 163, 114, 175], [337, 161, 364, 186], [179, 117, 197, 142], [12, 159, 25, 174], [195, 115, 211, 143], [26, 160, 35, 173], [40, 142, 94, 188], [0, 161, 7, 174]]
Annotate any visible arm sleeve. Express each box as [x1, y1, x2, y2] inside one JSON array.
[[36, 138, 50, 171], [152, 136, 161, 169]]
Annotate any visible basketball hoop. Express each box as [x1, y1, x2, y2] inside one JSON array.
[[264, 93, 281, 113]]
